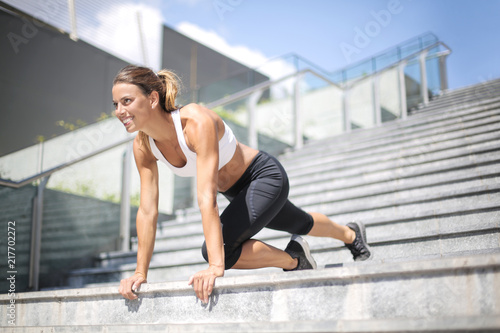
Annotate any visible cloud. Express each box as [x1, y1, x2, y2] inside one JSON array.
[[175, 21, 295, 81], [77, 2, 163, 70]]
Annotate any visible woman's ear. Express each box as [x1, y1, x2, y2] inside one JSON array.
[[150, 90, 160, 109]]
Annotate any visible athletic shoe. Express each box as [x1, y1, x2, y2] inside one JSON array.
[[345, 221, 372, 261], [283, 235, 317, 271]]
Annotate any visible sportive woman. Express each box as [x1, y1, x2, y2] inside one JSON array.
[[114, 65, 371, 303]]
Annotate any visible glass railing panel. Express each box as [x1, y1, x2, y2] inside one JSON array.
[[348, 79, 374, 130], [344, 60, 373, 83], [38, 145, 134, 290], [420, 33, 438, 48], [39, 118, 131, 174], [301, 73, 344, 140], [379, 67, 402, 122], [373, 48, 400, 72], [0, 144, 40, 182], [255, 77, 296, 148], [426, 56, 442, 98], [0, 184, 37, 293], [404, 57, 423, 111], [47, 142, 128, 203]]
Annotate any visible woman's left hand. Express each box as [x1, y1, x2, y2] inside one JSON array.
[[188, 264, 224, 304]]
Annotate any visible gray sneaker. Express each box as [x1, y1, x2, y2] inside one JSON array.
[[345, 221, 372, 261], [284, 235, 317, 271]]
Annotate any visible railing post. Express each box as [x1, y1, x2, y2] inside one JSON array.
[[372, 74, 381, 126], [67, 0, 78, 41], [398, 61, 408, 119], [120, 142, 132, 252], [419, 50, 429, 106], [293, 72, 304, 149], [247, 90, 263, 149], [343, 87, 351, 133], [439, 54, 449, 93], [29, 175, 50, 291]]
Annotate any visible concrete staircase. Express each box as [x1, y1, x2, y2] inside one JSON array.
[[1, 79, 500, 332]]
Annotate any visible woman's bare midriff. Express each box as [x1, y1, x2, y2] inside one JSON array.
[[217, 142, 259, 193]]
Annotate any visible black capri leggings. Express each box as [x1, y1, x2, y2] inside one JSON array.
[[201, 151, 314, 269]]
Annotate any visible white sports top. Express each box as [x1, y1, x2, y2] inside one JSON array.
[[149, 109, 237, 177]]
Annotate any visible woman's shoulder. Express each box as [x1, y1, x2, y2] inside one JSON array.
[[180, 103, 219, 126]]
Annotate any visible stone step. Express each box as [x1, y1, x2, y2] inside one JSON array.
[[283, 112, 500, 174], [287, 126, 500, 182], [3, 254, 499, 331], [169, 144, 500, 226], [66, 205, 500, 287], [282, 103, 500, 167], [147, 176, 495, 260], [419, 88, 500, 111], [414, 80, 500, 111], [284, 96, 500, 158], [4, 316, 500, 332]]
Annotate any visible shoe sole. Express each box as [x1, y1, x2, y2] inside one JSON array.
[[351, 221, 373, 261], [291, 235, 317, 269]]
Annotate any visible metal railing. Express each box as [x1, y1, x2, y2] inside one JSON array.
[[0, 38, 451, 291]]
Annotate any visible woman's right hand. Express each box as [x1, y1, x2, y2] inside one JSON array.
[[119, 272, 147, 300]]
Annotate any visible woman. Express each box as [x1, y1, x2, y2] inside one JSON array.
[[115, 65, 371, 304]]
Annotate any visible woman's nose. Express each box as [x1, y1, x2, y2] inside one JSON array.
[[115, 104, 124, 116]]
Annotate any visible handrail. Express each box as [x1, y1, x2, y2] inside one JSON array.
[[0, 41, 451, 189], [342, 41, 451, 88], [206, 68, 341, 109], [330, 32, 439, 78], [0, 136, 134, 188]]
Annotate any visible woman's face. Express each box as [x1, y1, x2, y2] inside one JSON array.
[[112, 83, 153, 133]]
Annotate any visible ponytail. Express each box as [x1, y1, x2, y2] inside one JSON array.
[[157, 69, 180, 112]]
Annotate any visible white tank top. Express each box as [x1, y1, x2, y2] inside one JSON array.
[[148, 109, 237, 177]]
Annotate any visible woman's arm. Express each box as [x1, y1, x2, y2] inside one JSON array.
[[186, 106, 225, 303], [119, 135, 159, 300]]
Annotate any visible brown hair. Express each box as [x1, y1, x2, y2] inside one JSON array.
[[113, 65, 181, 153]]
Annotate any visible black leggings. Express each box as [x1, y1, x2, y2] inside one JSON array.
[[201, 151, 314, 269]]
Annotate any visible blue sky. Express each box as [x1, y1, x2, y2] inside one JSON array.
[[160, 0, 500, 90]]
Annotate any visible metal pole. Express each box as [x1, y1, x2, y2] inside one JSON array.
[[293, 72, 304, 149], [247, 90, 263, 150], [419, 50, 429, 106], [29, 175, 50, 291], [398, 61, 408, 119], [373, 75, 381, 126], [67, 0, 78, 41], [343, 88, 351, 133], [439, 54, 449, 93], [120, 143, 132, 252], [136, 10, 149, 66]]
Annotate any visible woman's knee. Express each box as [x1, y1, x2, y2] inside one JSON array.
[[200, 241, 242, 269]]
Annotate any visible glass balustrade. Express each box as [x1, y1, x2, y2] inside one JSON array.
[[301, 72, 344, 140]]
